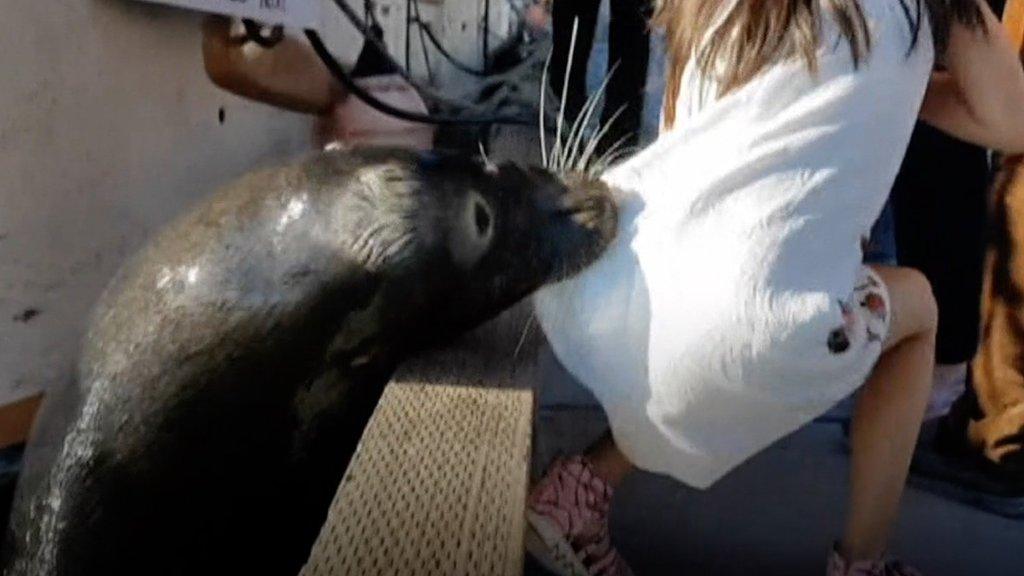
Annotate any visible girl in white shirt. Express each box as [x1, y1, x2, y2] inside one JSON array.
[[527, 1, 1024, 575]]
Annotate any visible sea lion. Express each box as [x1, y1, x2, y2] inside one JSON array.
[[1, 147, 616, 576]]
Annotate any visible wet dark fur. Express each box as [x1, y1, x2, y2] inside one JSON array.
[[1, 148, 616, 576]]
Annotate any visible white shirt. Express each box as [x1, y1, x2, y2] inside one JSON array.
[[534, 0, 934, 488]]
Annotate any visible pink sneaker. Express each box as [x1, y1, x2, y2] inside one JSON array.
[[827, 546, 923, 576], [525, 456, 634, 576]]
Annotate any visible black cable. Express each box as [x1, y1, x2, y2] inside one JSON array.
[[328, 0, 505, 111], [482, 0, 490, 72], [406, 0, 527, 78], [405, 0, 412, 71], [305, 29, 535, 126], [316, 0, 538, 125], [364, 0, 383, 29], [410, 0, 434, 82], [410, 16, 490, 77], [351, 22, 401, 77], [329, 0, 429, 89], [340, 0, 520, 83]]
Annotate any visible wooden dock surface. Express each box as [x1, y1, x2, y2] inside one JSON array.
[[300, 302, 543, 576]]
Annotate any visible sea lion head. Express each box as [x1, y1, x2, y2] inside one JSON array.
[[339, 150, 617, 347]]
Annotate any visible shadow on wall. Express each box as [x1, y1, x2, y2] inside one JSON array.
[[0, 0, 314, 409], [0, 445, 24, 540], [0, 0, 323, 526]]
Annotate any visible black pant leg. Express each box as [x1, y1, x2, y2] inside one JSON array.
[[549, 0, 601, 124], [602, 0, 653, 152], [892, 122, 989, 364]]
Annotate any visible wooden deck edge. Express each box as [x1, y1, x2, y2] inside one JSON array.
[[0, 393, 44, 449]]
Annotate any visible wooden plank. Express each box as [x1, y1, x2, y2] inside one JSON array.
[[0, 393, 44, 449], [300, 303, 542, 576]]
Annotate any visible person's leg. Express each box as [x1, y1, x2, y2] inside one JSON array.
[[550, 0, 601, 125], [892, 123, 988, 425], [824, 203, 899, 423], [525, 431, 636, 575], [841, 266, 938, 563], [601, 0, 653, 153], [583, 432, 635, 488]]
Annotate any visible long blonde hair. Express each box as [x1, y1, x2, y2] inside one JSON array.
[[655, 0, 985, 128]]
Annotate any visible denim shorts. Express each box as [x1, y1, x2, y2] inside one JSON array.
[[863, 199, 896, 266]]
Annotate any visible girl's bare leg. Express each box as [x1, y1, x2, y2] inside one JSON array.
[[841, 266, 938, 562], [566, 265, 936, 563], [584, 432, 635, 489]]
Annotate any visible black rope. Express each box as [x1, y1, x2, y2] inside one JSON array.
[[482, 0, 490, 72], [404, 0, 412, 71], [313, 0, 538, 125], [409, 0, 434, 82], [329, 0, 429, 89], [305, 29, 534, 126], [410, 16, 490, 77], [405, 0, 526, 78], [328, 0, 506, 110]]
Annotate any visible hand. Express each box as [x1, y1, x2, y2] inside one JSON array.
[[201, 13, 341, 115], [526, 3, 551, 32], [202, 14, 247, 47]]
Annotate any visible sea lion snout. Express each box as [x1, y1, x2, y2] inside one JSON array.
[[555, 176, 617, 241], [519, 167, 618, 279], [497, 162, 617, 242]]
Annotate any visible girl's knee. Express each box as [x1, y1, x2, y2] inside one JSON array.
[[900, 268, 938, 337], [877, 266, 938, 345]]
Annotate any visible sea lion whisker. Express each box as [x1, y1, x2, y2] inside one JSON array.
[[351, 218, 419, 271], [575, 104, 626, 175], [557, 84, 598, 175], [478, 141, 496, 172], [512, 312, 536, 364], [562, 64, 619, 175], [557, 75, 602, 174], [377, 232, 418, 269], [540, 52, 552, 169], [589, 138, 636, 177], [551, 18, 580, 171]]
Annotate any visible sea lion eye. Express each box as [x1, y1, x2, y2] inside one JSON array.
[[474, 200, 492, 237], [450, 192, 494, 267], [465, 193, 494, 244]]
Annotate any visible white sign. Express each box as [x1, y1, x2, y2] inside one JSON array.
[[136, 0, 321, 28]]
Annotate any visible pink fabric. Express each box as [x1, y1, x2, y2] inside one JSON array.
[[528, 456, 633, 576], [314, 74, 435, 151], [827, 547, 923, 576]]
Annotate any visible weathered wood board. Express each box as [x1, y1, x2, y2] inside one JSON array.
[[300, 302, 543, 576]]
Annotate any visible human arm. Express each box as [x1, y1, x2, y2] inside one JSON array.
[[526, 0, 552, 31], [919, 0, 1024, 153], [201, 15, 344, 115]]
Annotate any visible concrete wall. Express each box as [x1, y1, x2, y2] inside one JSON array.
[[0, 0, 317, 406], [0, 0, 509, 407]]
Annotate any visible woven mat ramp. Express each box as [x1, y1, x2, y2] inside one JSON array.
[[300, 302, 544, 576]]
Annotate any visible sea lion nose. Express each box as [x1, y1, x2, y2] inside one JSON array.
[[557, 180, 617, 233], [552, 193, 617, 255], [576, 194, 617, 238]]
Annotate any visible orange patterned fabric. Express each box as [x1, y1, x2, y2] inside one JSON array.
[[1005, 0, 1024, 53], [961, 0, 1024, 471]]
